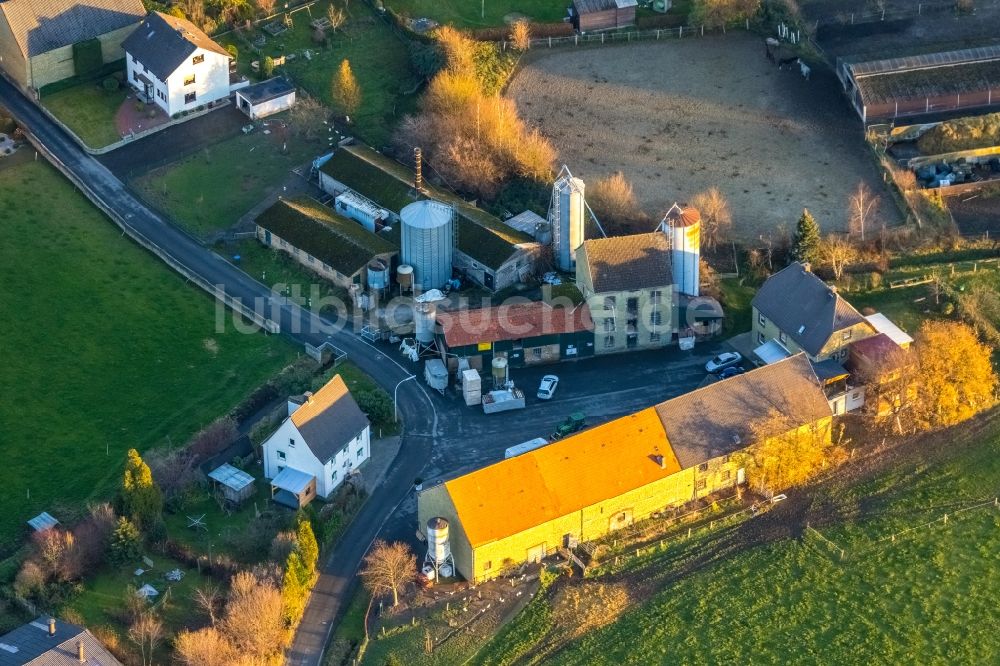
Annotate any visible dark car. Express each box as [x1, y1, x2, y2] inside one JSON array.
[[718, 365, 746, 379]]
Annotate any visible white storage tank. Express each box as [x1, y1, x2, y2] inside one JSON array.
[[462, 368, 482, 407], [426, 517, 451, 564], [665, 203, 701, 297], [367, 258, 390, 291], [491, 356, 508, 388], [414, 302, 437, 344], [401, 200, 454, 291], [397, 264, 414, 294], [550, 169, 586, 272]]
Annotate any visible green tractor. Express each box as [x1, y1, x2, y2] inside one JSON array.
[[551, 412, 586, 440]]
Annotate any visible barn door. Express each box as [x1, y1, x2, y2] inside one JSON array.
[[526, 543, 546, 564]]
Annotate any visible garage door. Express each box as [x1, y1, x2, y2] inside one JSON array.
[[526, 543, 546, 563]]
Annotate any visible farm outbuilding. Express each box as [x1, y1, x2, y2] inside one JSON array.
[[235, 76, 296, 119], [838, 45, 1000, 124], [207, 463, 255, 506], [571, 0, 637, 32]]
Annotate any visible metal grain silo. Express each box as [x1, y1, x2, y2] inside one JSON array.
[[401, 200, 454, 291], [549, 166, 586, 272], [664, 202, 701, 297]]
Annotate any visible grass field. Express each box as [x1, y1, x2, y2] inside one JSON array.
[[0, 160, 297, 551], [132, 129, 319, 238], [383, 0, 566, 28], [41, 82, 127, 149], [471, 412, 1000, 665], [219, 0, 415, 148]]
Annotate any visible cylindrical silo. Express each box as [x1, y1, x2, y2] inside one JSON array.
[[491, 356, 508, 388], [401, 200, 453, 291], [366, 258, 389, 291], [414, 302, 437, 344], [426, 517, 451, 564], [396, 264, 414, 293], [551, 175, 586, 272], [667, 204, 701, 297]]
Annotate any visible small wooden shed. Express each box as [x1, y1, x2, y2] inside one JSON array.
[[571, 0, 637, 32], [207, 463, 256, 506]]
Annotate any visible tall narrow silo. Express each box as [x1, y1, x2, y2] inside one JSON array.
[[549, 167, 586, 272], [401, 200, 454, 291], [664, 203, 701, 297]]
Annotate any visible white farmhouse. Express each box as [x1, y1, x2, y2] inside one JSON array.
[[122, 11, 232, 117], [262, 374, 371, 508]]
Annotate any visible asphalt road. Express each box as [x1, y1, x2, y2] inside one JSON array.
[[1, 77, 724, 665]]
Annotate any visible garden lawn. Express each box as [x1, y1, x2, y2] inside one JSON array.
[[41, 82, 127, 149], [131, 128, 319, 238], [384, 0, 566, 28], [474, 412, 1000, 665], [0, 161, 297, 551], [219, 1, 415, 147], [228, 239, 350, 312], [162, 481, 272, 560]]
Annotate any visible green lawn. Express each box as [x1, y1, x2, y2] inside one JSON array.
[[227, 239, 350, 310], [219, 1, 415, 147], [474, 414, 1000, 665], [41, 82, 127, 149], [384, 0, 567, 28], [132, 129, 320, 238], [0, 160, 297, 551], [65, 554, 216, 662]]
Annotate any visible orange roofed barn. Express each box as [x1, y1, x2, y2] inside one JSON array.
[[417, 354, 833, 582]]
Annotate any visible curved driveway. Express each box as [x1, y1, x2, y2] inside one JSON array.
[[0, 75, 435, 665]]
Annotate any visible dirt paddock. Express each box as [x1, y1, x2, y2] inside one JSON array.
[[508, 35, 901, 239]]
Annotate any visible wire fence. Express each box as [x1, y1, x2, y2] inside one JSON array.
[[805, 496, 1000, 562]]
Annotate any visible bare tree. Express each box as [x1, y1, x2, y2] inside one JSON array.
[[220, 571, 285, 660], [128, 613, 163, 666], [510, 20, 531, 51], [174, 628, 236, 666], [359, 540, 416, 607], [818, 234, 855, 280], [193, 583, 223, 627], [327, 5, 346, 32], [588, 172, 644, 231], [848, 181, 880, 242], [289, 95, 328, 139], [689, 187, 732, 251], [256, 0, 276, 17]]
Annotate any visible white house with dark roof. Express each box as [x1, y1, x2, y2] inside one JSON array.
[[122, 11, 231, 116], [0, 0, 145, 90], [0, 616, 123, 666], [262, 374, 371, 507]]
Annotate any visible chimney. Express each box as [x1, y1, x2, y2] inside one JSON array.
[[414, 147, 423, 194], [48, 618, 56, 637], [800, 262, 811, 272], [304, 391, 314, 403], [77, 640, 86, 663]]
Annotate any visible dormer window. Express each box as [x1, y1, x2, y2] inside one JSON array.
[[289, 438, 295, 447], [842, 329, 852, 341], [192, 54, 205, 65]]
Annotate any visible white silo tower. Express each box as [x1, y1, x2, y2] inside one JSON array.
[[401, 200, 454, 291], [549, 166, 587, 272], [662, 202, 701, 297], [424, 517, 455, 579]]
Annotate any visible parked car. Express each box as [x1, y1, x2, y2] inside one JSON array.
[[537, 374, 559, 400], [718, 365, 746, 379], [706, 352, 742, 374]]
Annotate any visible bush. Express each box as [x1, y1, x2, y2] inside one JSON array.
[[102, 76, 119, 92], [110, 517, 142, 564], [942, 301, 955, 315], [355, 390, 392, 426], [72, 39, 103, 78]]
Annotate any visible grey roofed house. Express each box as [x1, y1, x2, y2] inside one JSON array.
[[121, 11, 230, 81], [0, 0, 145, 57], [579, 232, 672, 293], [655, 353, 832, 469], [752, 261, 870, 357], [288, 375, 369, 463], [0, 616, 123, 666]]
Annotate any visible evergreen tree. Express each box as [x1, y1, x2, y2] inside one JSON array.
[[281, 551, 311, 623], [120, 449, 163, 530], [110, 517, 142, 564], [295, 515, 319, 575], [332, 59, 361, 118], [792, 209, 821, 265]]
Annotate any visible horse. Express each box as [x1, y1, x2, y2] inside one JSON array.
[[798, 58, 811, 80]]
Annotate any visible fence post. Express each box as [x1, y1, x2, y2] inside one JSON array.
[[679, 26, 682, 37], [601, 33, 604, 44], [656, 29, 660, 39], [548, 37, 552, 48], [701, 25, 704, 36], [575, 35, 578, 46]]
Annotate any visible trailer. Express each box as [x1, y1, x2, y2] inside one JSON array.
[[424, 359, 448, 394], [482, 388, 525, 414], [504, 437, 549, 458]]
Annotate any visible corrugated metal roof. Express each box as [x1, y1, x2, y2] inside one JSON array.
[[271, 467, 315, 495], [208, 463, 254, 492], [848, 45, 1000, 78], [865, 313, 914, 346]]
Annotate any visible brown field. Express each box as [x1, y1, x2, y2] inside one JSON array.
[[508, 35, 902, 240]]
